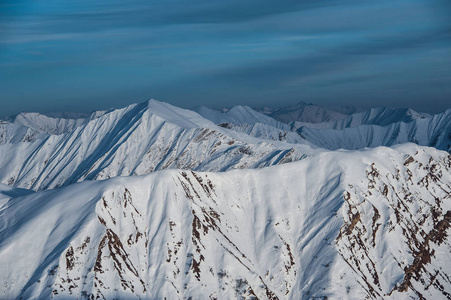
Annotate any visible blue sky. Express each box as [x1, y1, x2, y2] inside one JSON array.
[[0, 0, 450, 116]]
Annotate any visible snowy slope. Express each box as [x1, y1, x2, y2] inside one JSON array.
[[292, 107, 431, 130], [6, 110, 108, 135], [1, 144, 449, 299], [0, 100, 316, 190], [298, 109, 451, 152], [0, 120, 47, 144], [195, 104, 449, 152], [256, 102, 352, 124], [194, 105, 290, 130], [217, 122, 306, 144], [194, 105, 307, 144], [0, 110, 109, 144]]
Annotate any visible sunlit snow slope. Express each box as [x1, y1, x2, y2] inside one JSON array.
[[0, 110, 109, 144], [0, 100, 315, 190], [1, 144, 450, 299], [0, 120, 46, 144], [194, 105, 306, 144], [9, 110, 108, 135]]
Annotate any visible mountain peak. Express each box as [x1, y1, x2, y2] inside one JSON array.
[[0, 99, 450, 299], [146, 99, 216, 129]]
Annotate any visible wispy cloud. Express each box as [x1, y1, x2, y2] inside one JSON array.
[[0, 0, 450, 115]]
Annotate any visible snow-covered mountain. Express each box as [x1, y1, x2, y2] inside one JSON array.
[[1, 99, 450, 299], [1, 144, 450, 299], [0, 120, 47, 144], [0, 100, 316, 190], [292, 107, 431, 130], [0, 110, 110, 145], [194, 105, 288, 130], [198, 104, 450, 153], [297, 109, 451, 152], [255, 102, 356, 124], [3, 110, 109, 136], [194, 105, 306, 144]]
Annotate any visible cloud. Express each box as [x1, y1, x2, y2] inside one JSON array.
[[206, 25, 451, 83], [0, 0, 450, 115]]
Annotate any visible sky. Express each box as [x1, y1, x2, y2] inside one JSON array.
[[0, 0, 450, 116]]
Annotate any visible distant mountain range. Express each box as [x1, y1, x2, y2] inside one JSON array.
[[1, 100, 450, 299], [197, 101, 451, 152], [255, 101, 360, 124]]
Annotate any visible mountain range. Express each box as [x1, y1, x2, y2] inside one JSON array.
[[1, 99, 450, 299]]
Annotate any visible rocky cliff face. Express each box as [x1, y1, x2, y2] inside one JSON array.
[[335, 146, 451, 299]]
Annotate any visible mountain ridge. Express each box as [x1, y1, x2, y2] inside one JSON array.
[[0, 100, 316, 190], [0, 99, 450, 299], [1, 143, 449, 299]]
